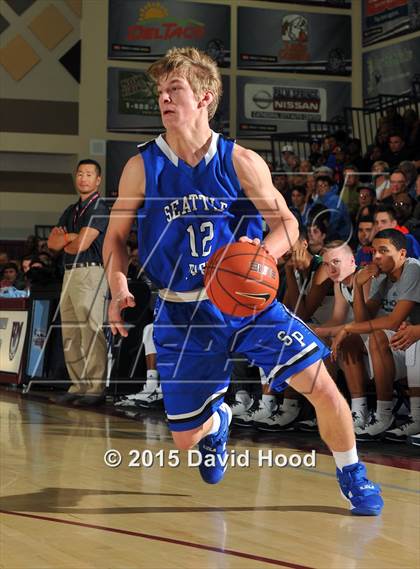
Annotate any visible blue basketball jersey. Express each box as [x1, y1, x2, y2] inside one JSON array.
[[137, 132, 263, 291]]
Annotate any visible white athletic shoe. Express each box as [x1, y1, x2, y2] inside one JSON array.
[[255, 404, 300, 432], [233, 400, 276, 427], [115, 378, 159, 407], [352, 410, 370, 430], [135, 385, 163, 408], [355, 413, 394, 441], [408, 432, 420, 446], [229, 396, 254, 417], [114, 394, 141, 407], [384, 418, 420, 442]]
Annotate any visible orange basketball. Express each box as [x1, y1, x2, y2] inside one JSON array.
[[204, 242, 279, 317]]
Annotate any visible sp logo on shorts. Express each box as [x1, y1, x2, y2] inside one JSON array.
[[9, 321, 23, 361]]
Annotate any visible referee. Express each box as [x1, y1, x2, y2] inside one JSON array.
[[48, 159, 109, 406]]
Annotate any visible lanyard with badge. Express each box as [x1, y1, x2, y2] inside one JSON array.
[[73, 192, 99, 229]]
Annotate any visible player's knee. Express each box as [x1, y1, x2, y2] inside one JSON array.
[[310, 376, 340, 408], [368, 330, 389, 353]]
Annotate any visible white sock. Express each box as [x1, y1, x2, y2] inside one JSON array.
[[235, 390, 252, 405], [207, 411, 221, 435], [351, 397, 368, 417], [146, 370, 159, 381], [410, 397, 420, 423], [282, 398, 300, 410], [376, 400, 393, 421], [333, 445, 359, 471], [262, 394, 276, 409]]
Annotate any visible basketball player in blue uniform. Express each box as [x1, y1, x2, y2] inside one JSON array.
[[103, 48, 383, 515]]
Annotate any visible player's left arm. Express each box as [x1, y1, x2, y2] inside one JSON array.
[[63, 227, 100, 254], [232, 146, 299, 260], [342, 299, 416, 335]]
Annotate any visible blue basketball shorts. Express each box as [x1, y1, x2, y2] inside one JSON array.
[[153, 298, 330, 432]]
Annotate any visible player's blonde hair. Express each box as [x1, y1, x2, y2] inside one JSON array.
[[322, 240, 353, 256], [148, 47, 222, 120]]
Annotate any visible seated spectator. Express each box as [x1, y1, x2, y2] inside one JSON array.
[[0, 252, 9, 270], [371, 160, 390, 201], [20, 255, 34, 273], [282, 228, 332, 324], [314, 241, 372, 430], [399, 160, 418, 198], [374, 204, 420, 258], [272, 171, 291, 205], [346, 139, 364, 172], [332, 229, 420, 441], [361, 144, 383, 173], [0, 262, 24, 290], [308, 138, 323, 167], [300, 159, 313, 173], [380, 169, 408, 205], [290, 186, 307, 218], [312, 175, 352, 241], [353, 184, 376, 227], [382, 133, 414, 168], [307, 207, 330, 255], [279, 145, 295, 172], [356, 203, 376, 225], [341, 166, 360, 217], [392, 193, 420, 243], [355, 216, 375, 267]]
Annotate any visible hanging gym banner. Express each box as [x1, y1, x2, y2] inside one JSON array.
[[107, 68, 230, 135], [257, 0, 350, 6], [238, 7, 351, 75], [237, 76, 351, 138], [362, 0, 420, 47], [108, 0, 230, 67], [363, 36, 420, 98]]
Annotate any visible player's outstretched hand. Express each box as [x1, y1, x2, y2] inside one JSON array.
[[108, 291, 136, 337]]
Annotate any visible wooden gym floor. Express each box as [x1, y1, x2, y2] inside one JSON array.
[[0, 388, 419, 569]]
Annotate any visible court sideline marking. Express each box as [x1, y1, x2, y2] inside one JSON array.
[[0, 508, 314, 569]]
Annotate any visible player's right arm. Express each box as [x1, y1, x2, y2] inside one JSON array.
[[103, 154, 145, 336], [313, 282, 349, 338], [352, 264, 381, 322]]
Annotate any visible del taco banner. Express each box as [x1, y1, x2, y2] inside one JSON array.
[[108, 0, 230, 67]]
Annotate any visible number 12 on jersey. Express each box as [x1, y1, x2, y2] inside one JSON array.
[[187, 222, 214, 257]]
